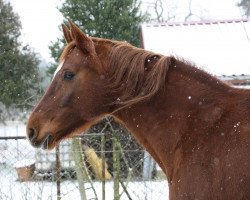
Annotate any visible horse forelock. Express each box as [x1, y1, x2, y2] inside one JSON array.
[[107, 43, 173, 107]]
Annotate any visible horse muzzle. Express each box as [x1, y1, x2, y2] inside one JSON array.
[[28, 128, 53, 149]]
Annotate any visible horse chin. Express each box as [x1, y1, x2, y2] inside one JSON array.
[[44, 130, 83, 150], [41, 136, 68, 150], [42, 120, 98, 150], [43, 142, 56, 150], [40, 132, 67, 150], [41, 137, 57, 150]]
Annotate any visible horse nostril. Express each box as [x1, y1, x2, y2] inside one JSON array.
[[28, 128, 37, 142]]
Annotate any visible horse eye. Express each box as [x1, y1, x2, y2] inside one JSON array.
[[64, 71, 75, 80]]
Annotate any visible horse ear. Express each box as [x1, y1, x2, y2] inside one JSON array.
[[62, 24, 73, 44], [68, 19, 95, 54]]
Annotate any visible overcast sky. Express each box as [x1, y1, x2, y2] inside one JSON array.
[[8, 0, 63, 62], [8, 0, 244, 62]]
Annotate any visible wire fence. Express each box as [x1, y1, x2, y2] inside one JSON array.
[[0, 118, 168, 200]]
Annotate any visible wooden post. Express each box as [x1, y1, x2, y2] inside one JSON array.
[[101, 133, 106, 200], [113, 133, 120, 200], [55, 145, 61, 200], [71, 138, 88, 200]]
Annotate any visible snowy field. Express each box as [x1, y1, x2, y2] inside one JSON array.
[[0, 122, 169, 199], [0, 164, 168, 200], [0, 121, 36, 166]]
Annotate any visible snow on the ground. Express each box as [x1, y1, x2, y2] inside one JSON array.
[[0, 123, 170, 199], [0, 121, 37, 167], [14, 159, 35, 168], [0, 139, 35, 166], [0, 164, 169, 200]]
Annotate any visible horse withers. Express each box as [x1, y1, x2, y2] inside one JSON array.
[[27, 20, 250, 199]]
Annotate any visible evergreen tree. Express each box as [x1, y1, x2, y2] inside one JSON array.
[[238, 0, 250, 16], [48, 0, 147, 75], [0, 1, 42, 113]]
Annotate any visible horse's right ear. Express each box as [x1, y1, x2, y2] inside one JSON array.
[[62, 24, 73, 44]]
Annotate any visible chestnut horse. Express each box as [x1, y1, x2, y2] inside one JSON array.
[[27, 21, 250, 199]]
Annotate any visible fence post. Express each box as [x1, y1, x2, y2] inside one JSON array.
[[71, 138, 88, 200], [55, 145, 61, 200], [113, 133, 120, 200], [101, 133, 106, 200]]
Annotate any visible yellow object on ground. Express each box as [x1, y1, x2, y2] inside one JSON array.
[[83, 145, 112, 180]]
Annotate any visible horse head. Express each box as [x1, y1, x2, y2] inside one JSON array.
[[27, 21, 114, 149]]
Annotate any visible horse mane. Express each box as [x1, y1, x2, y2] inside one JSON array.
[[107, 42, 173, 107], [174, 57, 232, 93], [59, 39, 230, 110]]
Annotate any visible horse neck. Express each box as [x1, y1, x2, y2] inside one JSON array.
[[113, 59, 233, 180]]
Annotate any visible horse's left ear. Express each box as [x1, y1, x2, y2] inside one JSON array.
[[68, 19, 95, 54], [62, 24, 73, 44]]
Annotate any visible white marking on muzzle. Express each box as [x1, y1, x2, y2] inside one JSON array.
[[53, 60, 65, 79]]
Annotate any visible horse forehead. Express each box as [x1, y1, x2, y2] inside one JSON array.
[[53, 60, 65, 78]]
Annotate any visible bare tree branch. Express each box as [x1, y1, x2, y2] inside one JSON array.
[[185, 0, 194, 22], [154, 0, 164, 22]]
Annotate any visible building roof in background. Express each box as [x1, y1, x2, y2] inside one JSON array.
[[141, 19, 250, 76]]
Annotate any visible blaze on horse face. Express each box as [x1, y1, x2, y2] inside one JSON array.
[[27, 21, 111, 149]]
